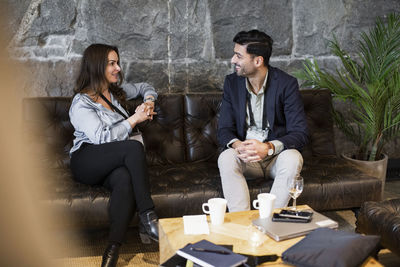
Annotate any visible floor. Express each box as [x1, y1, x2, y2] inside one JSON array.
[[53, 177, 400, 267]]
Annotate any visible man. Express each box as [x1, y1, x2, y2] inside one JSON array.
[[217, 30, 308, 212]]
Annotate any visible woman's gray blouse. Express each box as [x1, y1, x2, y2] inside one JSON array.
[[69, 82, 157, 156]]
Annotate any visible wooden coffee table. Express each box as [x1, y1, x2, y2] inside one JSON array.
[[159, 207, 382, 266]]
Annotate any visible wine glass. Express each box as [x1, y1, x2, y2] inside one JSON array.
[[287, 176, 304, 211]]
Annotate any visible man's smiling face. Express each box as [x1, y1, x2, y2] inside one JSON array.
[[231, 43, 257, 77]]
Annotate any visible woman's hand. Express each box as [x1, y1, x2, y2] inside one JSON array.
[[136, 102, 157, 120], [127, 103, 157, 128], [144, 101, 155, 120]]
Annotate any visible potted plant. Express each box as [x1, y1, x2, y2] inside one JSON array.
[[296, 13, 400, 196]]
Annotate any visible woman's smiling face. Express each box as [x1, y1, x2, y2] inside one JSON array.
[[105, 50, 121, 84]]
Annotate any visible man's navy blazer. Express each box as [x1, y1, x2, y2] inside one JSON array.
[[217, 66, 309, 151]]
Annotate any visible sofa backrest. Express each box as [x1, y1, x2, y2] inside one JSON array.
[[180, 89, 337, 162], [23, 97, 75, 169], [23, 95, 187, 168], [184, 94, 222, 162], [23, 89, 336, 169], [300, 89, 336, 158], [125, 95, 186, 165]]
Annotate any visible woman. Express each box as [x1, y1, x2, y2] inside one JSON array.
[[69, 43, 158, 267]]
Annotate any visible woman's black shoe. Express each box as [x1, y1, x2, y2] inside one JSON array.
[[101, 243, 120, 267], [139, 210, 159, 243]]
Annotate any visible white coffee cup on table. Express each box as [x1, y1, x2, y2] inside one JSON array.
[[202, 198, 227, 225], [252, 193, 276, 218]]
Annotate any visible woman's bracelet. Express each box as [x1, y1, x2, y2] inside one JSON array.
[[144, 96, 155, 103]]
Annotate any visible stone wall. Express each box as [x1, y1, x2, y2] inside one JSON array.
[[2, 0, 400, 158]]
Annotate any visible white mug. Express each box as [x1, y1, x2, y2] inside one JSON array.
[[252, 193, 276, 218], [202, 198, 227, 225]]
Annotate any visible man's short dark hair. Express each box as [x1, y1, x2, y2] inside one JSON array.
[[233, 30, 273, 66]]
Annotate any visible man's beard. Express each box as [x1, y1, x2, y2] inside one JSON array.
[[234, 64, 255, 77], [234, 64, 246, 77]]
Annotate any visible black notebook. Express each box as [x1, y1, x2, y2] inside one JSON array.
[[176, 239, 247, 267]]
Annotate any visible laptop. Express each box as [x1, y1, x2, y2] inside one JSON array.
[[252, 210, 338, 241]]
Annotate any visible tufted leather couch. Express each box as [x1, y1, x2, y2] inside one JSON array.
[[356, 198, 400, 256], [23, 89, 382, 229]]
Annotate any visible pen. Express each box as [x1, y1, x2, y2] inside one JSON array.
[[190, 247, 231, 255]]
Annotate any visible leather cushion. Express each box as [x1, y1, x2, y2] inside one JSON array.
[[23, 97, 75, 169], [301, 89, 336, 158], [356, 198, 400, 256], [184, 94, 223, 162], [125, 95, 186, 165], [298, 156, 382, 210]]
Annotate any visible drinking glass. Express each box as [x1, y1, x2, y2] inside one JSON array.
[[287, 176, 304, 211], [246, 225, 266, 247]]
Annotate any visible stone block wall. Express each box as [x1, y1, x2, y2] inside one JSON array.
[[1, 0, 400, 158]]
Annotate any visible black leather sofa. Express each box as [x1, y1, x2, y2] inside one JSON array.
[[356, 198, 400, 256], [23, 89, 382, 229]]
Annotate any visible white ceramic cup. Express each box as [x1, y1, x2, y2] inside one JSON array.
[[202, 198, 227, 225], [252, 193, 276, 218]]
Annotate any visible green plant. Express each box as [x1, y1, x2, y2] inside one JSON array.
[[296, 13, 400, 161]]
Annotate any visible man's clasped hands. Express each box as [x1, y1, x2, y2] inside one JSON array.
[[232, 139, 274, 163]]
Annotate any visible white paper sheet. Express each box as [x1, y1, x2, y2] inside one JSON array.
[[183, 215, 210, 235]]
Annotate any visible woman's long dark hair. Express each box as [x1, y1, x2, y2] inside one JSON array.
[[74, 43, 126, 103]]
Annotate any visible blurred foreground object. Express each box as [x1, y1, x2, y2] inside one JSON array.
[[0, 18, 68, 267]]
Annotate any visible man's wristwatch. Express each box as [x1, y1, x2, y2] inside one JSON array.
[[267, 142, 275, 156]]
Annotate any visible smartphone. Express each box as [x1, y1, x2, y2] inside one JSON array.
[[279, 209, 313, 220], [272, 213, 311, 223]]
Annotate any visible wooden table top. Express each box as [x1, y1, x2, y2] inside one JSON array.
[[158, 207, 382, 266]]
